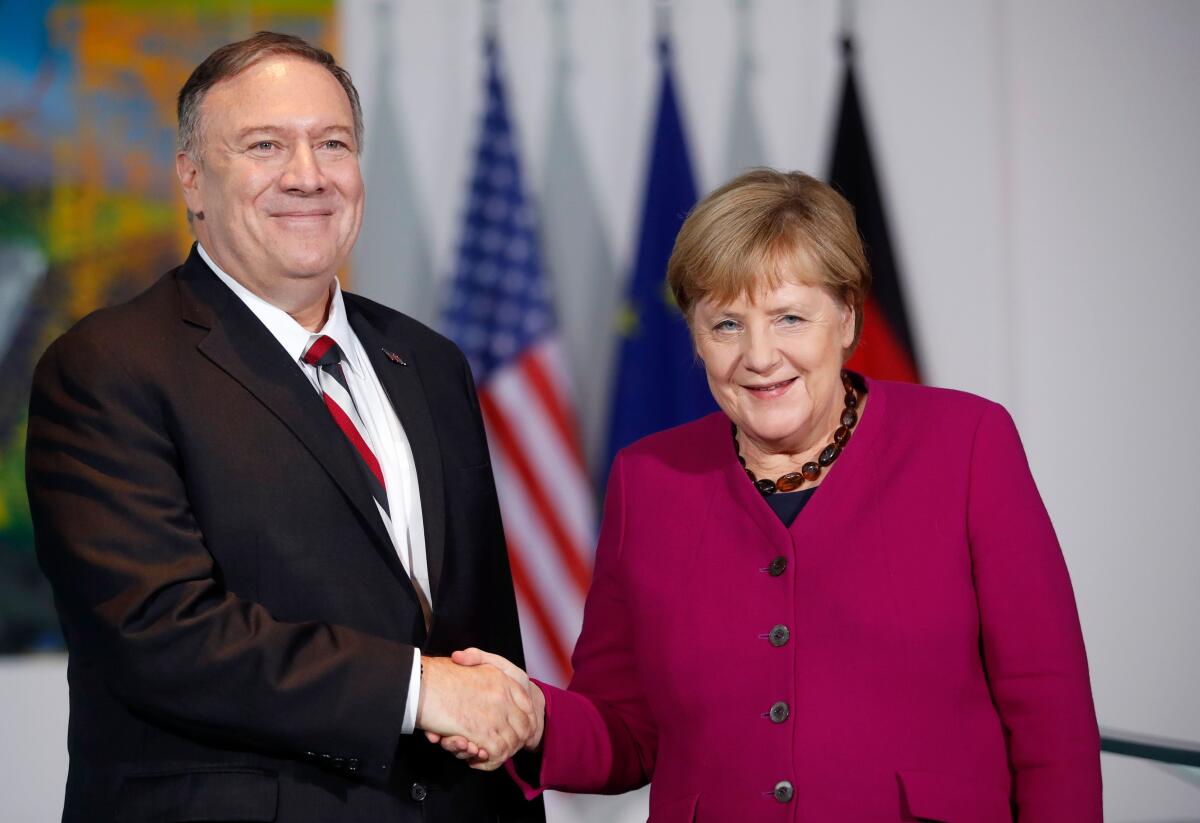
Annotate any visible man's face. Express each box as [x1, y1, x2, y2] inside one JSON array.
[[177, 56, 363, 296]]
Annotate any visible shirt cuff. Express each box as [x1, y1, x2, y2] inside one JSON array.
[[401, 649, 421, 734]]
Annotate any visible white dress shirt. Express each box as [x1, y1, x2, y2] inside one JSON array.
[[199, 243, 425, 734]]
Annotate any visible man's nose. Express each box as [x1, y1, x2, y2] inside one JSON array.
[[279, 144, 326, 193]]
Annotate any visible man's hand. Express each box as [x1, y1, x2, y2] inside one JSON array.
[[425, 648, 545, 770], [415, 655, 536, 769]]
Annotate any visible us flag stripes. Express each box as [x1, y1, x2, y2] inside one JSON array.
[[441, 33, 594, 687]]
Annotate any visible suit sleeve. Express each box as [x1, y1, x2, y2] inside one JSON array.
[[455, 350, 545, 823], [508, 452, 657, 798], [26, 329, 415, 777], [458, 352, 528, 672], [966, 402, 1102, 821]]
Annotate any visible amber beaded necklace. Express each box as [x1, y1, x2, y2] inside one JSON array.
[[733, 370, 861, 496]]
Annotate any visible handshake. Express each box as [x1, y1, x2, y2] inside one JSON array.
[[415, 648, 544, 771]]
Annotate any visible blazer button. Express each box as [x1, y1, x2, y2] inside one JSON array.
[[773, 780, 794, 803], [769, 701, 790, 723], [410, 782, 428, 802], [767, 556, 787, 577], [769, 625, 790, 647]]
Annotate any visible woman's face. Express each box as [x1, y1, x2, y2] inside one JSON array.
[[692, 277, 855, 455]]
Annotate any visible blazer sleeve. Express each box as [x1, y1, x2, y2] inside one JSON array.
[[26, 329, 416, 777], [459, 350, 528, 672], [508, 452, 657, 798], [967, 402, 1102, 821]]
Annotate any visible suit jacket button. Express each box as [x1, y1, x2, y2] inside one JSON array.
[[769, 625, 790, 647], [773, 780, 794, 803], [769, 701, 790, 723], [768, 556, 787, 577], [411, 782, 428, 802]]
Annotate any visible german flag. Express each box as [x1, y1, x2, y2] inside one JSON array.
[[829, 37, 921, 384]]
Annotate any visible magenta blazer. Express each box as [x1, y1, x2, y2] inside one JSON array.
[[511, 379, 1101, 821]]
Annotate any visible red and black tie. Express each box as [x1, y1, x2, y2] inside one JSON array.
[[302, 335, 390, 518]]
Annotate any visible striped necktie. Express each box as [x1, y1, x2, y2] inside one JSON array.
[[302, 335, 390, 518]]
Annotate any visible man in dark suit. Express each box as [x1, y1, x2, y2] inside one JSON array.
[[25, 32, 543, 823]]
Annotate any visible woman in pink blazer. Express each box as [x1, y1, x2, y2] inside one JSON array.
[[440, 169, 1102, 821]]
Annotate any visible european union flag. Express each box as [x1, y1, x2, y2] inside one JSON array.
[[602, 38, 716, 479]]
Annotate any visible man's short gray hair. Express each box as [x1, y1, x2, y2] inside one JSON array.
[[176, 31, 364, 159]]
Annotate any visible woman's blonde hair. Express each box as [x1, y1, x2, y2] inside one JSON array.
[[667, 168, 872, 355]]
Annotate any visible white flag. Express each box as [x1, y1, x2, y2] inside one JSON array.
[[352, 0, 436, 326], [541, 0, 619, 476], [725, 0, 767, 176]]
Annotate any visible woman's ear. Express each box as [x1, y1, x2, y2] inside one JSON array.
[[840, 302, 856, 350]]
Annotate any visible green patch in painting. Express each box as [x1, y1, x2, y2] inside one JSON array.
[[0, 424, 33, 552], [0, 190, 52, 248]]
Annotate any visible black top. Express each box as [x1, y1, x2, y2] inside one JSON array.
[[765, 486, 818, 527]]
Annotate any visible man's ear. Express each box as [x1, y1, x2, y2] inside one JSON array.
[[176, 151, 204, 219]]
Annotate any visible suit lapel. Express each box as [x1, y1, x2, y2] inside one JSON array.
[[347, 303, 447, 603], [175, 250, 417, 597]]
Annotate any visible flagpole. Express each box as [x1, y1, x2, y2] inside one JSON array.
[[839, 0, 857, 53], [483, 0, 499, 39], [655, 0, 673, 49], [549, 0, 570, 76], [735, 0, 755, 61]]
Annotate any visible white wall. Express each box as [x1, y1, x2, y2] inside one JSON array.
[[3, 1, 1198, 820], [0, 657, 69, 821]]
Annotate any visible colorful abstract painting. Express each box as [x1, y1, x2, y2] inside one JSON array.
[[0, 0, 337, 653]]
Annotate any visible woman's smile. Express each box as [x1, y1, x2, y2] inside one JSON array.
[[741, 376, 797, 397]]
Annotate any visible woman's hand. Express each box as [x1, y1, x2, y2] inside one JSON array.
[[424, 647, 545, 770]]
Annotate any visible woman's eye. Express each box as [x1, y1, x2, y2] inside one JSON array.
[[713, 319, 740, 332], [779, 314, 804, 326]]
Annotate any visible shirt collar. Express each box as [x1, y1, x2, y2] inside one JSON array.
[[197, 243, 358, 371]]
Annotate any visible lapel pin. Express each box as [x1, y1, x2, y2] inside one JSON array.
[[382, 348, 408, 366]]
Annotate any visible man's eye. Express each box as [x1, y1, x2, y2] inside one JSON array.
[[250, 141, 276, 152], [321, 140, 349, 151]]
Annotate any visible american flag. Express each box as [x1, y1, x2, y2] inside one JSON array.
[[442, 34, 594, 686]]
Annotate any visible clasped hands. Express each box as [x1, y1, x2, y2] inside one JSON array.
[[415, 648, 544, 771]]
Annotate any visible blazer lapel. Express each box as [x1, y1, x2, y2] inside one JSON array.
[[175, 250, 412, 592], [347, 302, 447, 604], [713, 415, 794, 550]]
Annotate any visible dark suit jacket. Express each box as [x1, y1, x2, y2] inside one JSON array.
[[26, 247, 545, 823]]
